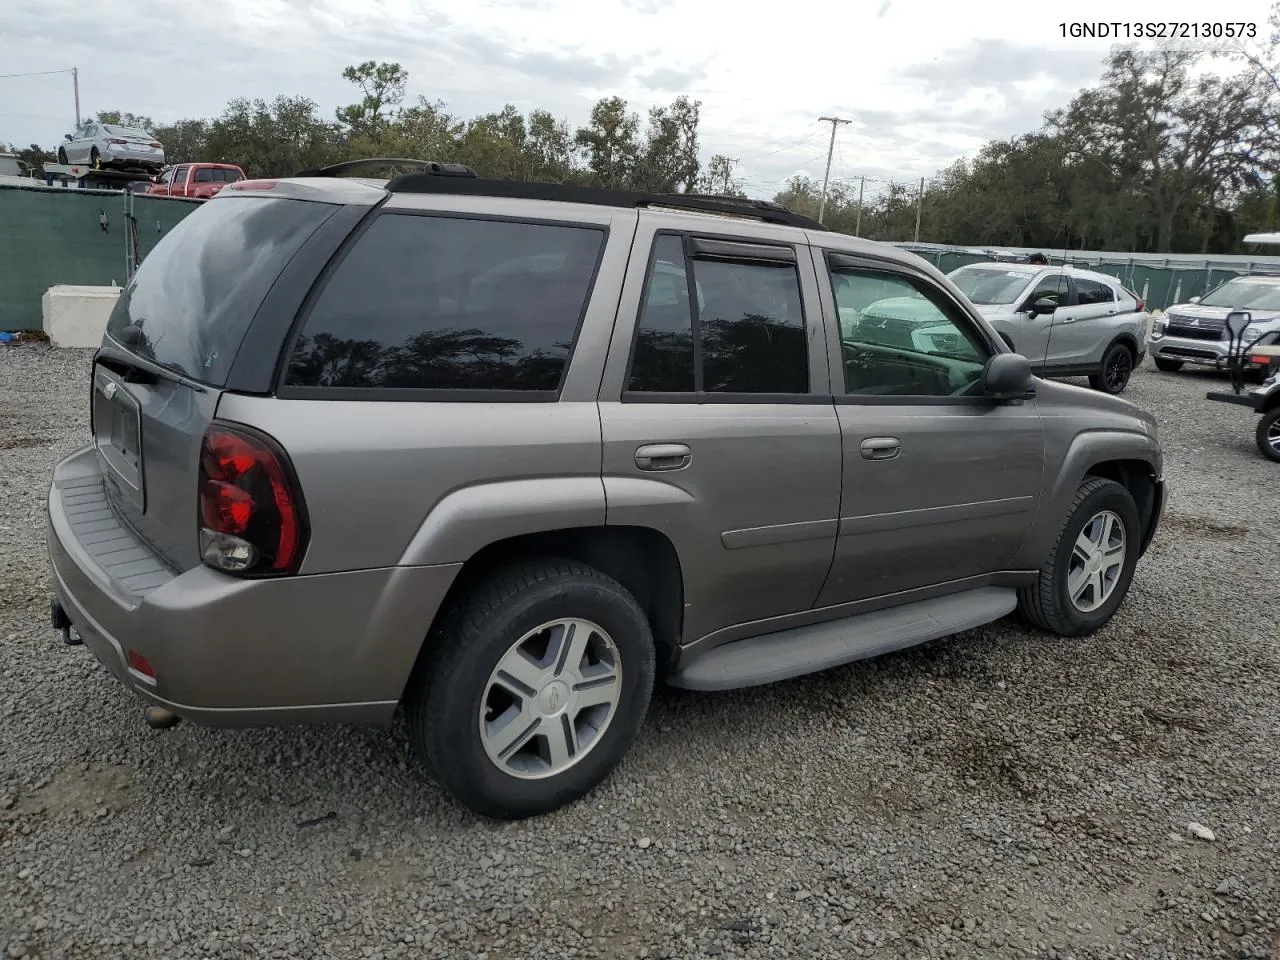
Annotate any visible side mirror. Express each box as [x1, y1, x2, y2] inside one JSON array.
[[1028, 297, 1058, 318], [1188, 296, 1201, 304], [64, 133, 73, 141], [982, 352, 1032, 401]]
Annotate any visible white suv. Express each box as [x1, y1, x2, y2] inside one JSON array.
[[1152, 276, 1280, 375], [945, 263, 1149, 394]]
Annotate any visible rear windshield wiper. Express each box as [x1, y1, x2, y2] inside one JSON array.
[[97, 336, 207, 392]]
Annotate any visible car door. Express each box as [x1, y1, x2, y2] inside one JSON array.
[[1046, 276, 1116, 368], [1011, 272, 1072, 365], [812, 248, 1045, 607], [71, 124, 94, 163], [597, 216, 843, 646], [170, 166, 190, 196]]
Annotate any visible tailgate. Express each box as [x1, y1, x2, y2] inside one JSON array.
[[92, 362, 221, 571]]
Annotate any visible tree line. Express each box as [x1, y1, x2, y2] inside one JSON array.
[[4, 6, 1278, 254]]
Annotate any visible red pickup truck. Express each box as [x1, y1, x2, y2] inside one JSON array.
[[148, 162, 246, 199]]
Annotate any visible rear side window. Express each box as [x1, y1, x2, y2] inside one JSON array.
[[105, 196, 338, 385], [194, 168, 215, 182], [1075, 278, 1115, 305], [284, 214, 605, 394], [627, 234, 809, 396]]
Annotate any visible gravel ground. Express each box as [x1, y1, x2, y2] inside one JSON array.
[[1, 345, 1277, 960]]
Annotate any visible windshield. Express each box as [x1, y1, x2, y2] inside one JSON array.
[[1198, 279, 1280, 311], [105, 195, 337, 384], [103, 124, 151, 139], [948, 265, 1037, 305]]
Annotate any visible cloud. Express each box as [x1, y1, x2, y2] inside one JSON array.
[[901, 39, 1107, 104], [635, 63, 709, 92], [621, 0, 677, 12]]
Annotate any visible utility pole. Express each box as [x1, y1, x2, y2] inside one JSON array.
[[721, 157, 739, 195], [72, 67, 80, 127], [913, 176, 924, 242], [854, 176, 865, 236], [817, 116, 850, 225]]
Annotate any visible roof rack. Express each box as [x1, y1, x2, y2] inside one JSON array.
[[385, 171, 827, 231], [295, 158, 477, 179]]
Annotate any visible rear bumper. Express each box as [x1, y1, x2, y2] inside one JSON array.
[[47, 446, 461, 727]]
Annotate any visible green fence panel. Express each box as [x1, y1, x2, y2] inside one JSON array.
[[0, 184, 200, 331]]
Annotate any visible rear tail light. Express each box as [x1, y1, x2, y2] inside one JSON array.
[[198, 422, 308, 577], [108, 138, 128, 145], [149, 142, 162, 149]]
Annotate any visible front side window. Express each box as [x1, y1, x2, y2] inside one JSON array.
[[1021, 274, 1070, 309], [285, 213, 605, 393], [832, 267, 987, 398], [626, 235, 809, 396]]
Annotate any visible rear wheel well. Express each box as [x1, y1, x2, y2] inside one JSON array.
[[404, 526, 684, 696], [1107, 334, 1139, 359], [1084, 459, 1155, 537]]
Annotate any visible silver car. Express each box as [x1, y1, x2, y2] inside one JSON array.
[[57, 122, 165, 172], [945, 263, 1149, 394], [1151, 275, 1280, 374]]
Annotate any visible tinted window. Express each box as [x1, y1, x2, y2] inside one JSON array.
[[105, 196, 337, 384], [218, 168, 244, 182], [832, 268, 987, 397], [286, 214, 604, 393], [1075, 278, 1114, 305], [628, 236, 696, 392], [1022, 274, 1070, 308], [627, 236, 808, 395], [194, 168, 215, 182]]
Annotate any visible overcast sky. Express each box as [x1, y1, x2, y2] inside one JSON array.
[[1, 0, 1271, 198]]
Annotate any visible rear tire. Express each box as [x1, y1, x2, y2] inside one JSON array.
[[1089, 342, 1134, 394], [1153, 357, 1183, 373], [1256, 408, 1280, 463], [405, 559, 655, 820], [1017, 477, 1141, 637]]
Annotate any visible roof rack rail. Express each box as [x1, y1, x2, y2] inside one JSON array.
[[295, 158, 478, 179], [384, 174, 827, 231]]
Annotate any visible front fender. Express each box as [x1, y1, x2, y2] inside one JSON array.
[[1015, 428, 1163, 569], [397, 476, 607, 567]]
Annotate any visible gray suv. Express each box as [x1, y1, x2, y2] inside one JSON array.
[[46, 163, 1167, 820]]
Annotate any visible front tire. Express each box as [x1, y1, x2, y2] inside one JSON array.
[[1256, 408, 1280, 463], [1089, 342, 1134, 394], [56, 147, 68, 165], [90, 147, 101, 169], [1153, 357, 1184, 373], [1017, 477, 1141, 637], [405, 559, 655, 820]]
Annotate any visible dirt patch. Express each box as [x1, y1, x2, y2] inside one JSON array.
[[0, 435, 52, 450], [22, 762, 137, 818], [1158, 511, 1250, 539]]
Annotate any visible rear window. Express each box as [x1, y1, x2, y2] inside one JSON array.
[[106, 195, 337, 384], [283, 213, 606, 394], [193, 167, 243, 183]]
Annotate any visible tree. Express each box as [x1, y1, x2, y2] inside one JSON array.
[[204, 96, 342, 178], [574, 96, 640, 188], [14, 143, 53, 175], [633, 96, 701, 193], [696, 155, 746, 197], [336, 61, 409, 141], [93, 111, 156, 132], [149, 119, 209, 165]]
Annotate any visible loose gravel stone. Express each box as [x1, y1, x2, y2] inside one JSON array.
[[2, 345, 1278, 959]]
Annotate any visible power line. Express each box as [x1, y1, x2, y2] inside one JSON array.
[[0, 68, 74, 79]]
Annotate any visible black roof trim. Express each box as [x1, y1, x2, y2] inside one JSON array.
[[295, 158, 478, 178], [384, 174, 828, 231]]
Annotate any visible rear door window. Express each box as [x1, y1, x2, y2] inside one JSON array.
[[105, 196, 339, 384], [1074, 278, 1115, 305], [283, 213, 606, 395], [194, 167, 215, 183]]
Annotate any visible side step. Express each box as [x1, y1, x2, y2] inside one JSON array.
[[669, 587, 1018, 692]]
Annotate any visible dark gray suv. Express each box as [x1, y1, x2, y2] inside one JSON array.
[[46, 162, 1167, 819]]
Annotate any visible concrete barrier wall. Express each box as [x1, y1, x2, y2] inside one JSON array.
[[0, 183, 200, 331], [42, 285, 122, 348]]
